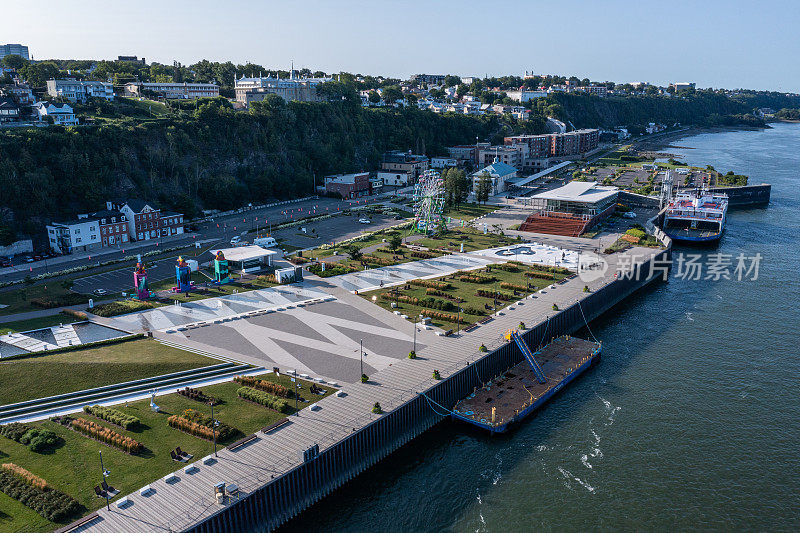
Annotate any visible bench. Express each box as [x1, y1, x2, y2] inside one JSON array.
[[226, 433, 258, 451], [262, 418, 290, 434]]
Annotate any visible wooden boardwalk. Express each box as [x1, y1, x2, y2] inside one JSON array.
[[70, 247, 662, 533]]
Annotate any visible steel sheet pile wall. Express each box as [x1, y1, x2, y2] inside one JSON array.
[[190, 249, 670, 533]]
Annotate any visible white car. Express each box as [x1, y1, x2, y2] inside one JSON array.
[[230, 236, 241, 245], [358, 218, 371, 224], [622, 212, 637, 219], [93, 288, 108, 296]]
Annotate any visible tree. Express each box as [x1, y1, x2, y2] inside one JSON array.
[[387, 234, 403, 252], [444, 75, 461, 88], [444, 168, 469, 207], [381, 85, 403, 105], [368, 90, 381, 105], [345, 245, 363, 261], [1, 54, 27, 69], [476, 172, 492, 204], [405, 93, 418, 107]]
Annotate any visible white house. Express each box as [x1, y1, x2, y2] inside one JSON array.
[[46, 80, 114, 102], [471, 161, 518, 196], [46, 217, 101, 254], [431, 157, 458, 169], [377, 171, 410, 187], [34, 102, 78, 126]]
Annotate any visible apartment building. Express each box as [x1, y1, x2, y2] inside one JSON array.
[[478, 145, 525, 169], [235, 74, 331, 105], [124, 82, 219, 99], [46, 80, 114, 102], [47, 218, 101, 254], [503, 129, 599, 159], [324, 172, 372, 199], [90, 209, 129, 247], [381, 151, 430, 181], [0, 44, 29, 61], [111, 200, 184, 242]]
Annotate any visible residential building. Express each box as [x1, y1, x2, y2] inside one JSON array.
[[111, 200, 183, 242], [431, 157, 458, 169], [118, 56, 146, 65], [478, 145, 525, 169], [471, 161, 518, 196], [90, 209, 129, 247], [33, 101, 78, 125], [549, 129, 599, 157], [461, 77, 477, 85], [46, 217, 101, 254], [8, 82, 35, 106], [504, 134, 551, 158], [234, 73, 331, 105], [669, 82, 696, 91], [0, 97, 20, 123], [381, 151, 429, 181], [447, 144, 482, 165], [124, 82, 219, 100], [46, 79, 114, 102], [410, 74, 449, 86], [519, 181, 618, 236], [324, 172, 372, 199], [505, 89, 548, 102], [0, 44, 29, 61], [377, 171, 410, 187]]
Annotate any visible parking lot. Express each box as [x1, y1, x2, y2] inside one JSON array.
[[269, 212, 403, 251], [71, 254, 207, 295]]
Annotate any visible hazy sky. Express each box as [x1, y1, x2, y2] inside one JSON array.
[[4, 0, 800, 91]]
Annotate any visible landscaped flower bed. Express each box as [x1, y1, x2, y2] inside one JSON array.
[[457, 273, 495, 284], [71, 418, 143, 454], [1, 463, 49, 490], [420, 309, 465, 324], [476, 289, 514, 301], [233, 376, 292, 398], [83, 404, 141, 430], [167, 409, 236, 441], [0, 470, 80, 522], [236, 386, 291, 413], [176, 386, 219, 404], [408, 279, 450, 290]]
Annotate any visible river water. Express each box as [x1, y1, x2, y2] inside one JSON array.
[[282, 123, 800, 532]]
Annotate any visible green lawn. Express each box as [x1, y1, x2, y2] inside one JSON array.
[[443, 203, 498, 221], [0, 338, 216, 406], [414, 227, 520, 253], [0, 313, 81, 336], [360, 262, 568, 329], [0, 373, 333, 531], [0, 284, 89, 316]]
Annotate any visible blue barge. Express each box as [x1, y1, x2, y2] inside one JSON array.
[[451, 334, 601, 433]]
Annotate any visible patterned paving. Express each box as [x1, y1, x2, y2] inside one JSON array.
[[328, 253, 498, 292]]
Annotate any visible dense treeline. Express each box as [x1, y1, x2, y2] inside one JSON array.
[[549, 91, 778, 129], [0, 97, 512, 236]]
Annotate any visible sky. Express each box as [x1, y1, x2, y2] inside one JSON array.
[[3, 0, 800, 92]]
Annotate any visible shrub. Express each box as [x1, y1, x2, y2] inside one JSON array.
[[420, 309, 465, 324], [60, 308, 88, 320], [476, 289, 514, 301], [361, 255, 395, 267], [1, 463, 49, 490], [233, 376, 292, 398], [625, 228, 648, 240], [380, 293, 455, 311], [0, 424, 59, 453], [91, 300, 155, 317], [409, 279, 450, 290], [493, 263, 521, 273], [177, 387, 219, 404], [524, 271, 557, 280], [168, 409, 235, 441], [500, 282, 527, 292], [462, 306, 485, 316], [71, 418, 143, 454], [30, 293, 88, 309], [408, 350, 417, 359], [236, 386, 290, 413], [84, 405, 140, 430], [306, 262, 355, 278], [0, 471, 80, 522], [410, 251, 437, 259], [457, 274, 495, 283], [361, 374, 369, 383]]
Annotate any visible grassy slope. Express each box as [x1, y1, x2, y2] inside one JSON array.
[[0, 314, 80, 336], [443, 203, 498, 221], [0, 374, 333, 532], [0, 339, 215, 405]]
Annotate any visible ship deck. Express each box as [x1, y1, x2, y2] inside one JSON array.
[[452, 336, 598, 428]]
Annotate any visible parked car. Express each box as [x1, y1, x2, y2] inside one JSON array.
[[622, 212, 637, 219], [93, 288, 108, 296], [230, 236, 241, 245], [358, 218, 371, 224], [24, 256, 34, 263]]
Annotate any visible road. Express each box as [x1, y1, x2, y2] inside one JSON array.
[[0, 195, 393, 286]]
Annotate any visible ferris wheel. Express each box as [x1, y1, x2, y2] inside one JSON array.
[[412, 170, 446, 234]]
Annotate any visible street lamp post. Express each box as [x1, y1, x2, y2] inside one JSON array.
[[294, 369, 298, 415], [210, 401, 218, 457], [360, 339, 364, 376], [99, 450, 110, 511], [413, 315, 417, 353], [457, 307, 462, 336]]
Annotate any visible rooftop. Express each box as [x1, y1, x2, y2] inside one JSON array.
[[472, 161, 518, 178], [532, 181, 618, 203], [211, 245, 278, 262]]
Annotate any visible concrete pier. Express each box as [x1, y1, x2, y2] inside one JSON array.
[[64, 244, 670, 533]]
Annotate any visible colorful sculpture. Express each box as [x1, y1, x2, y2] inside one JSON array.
[[175, 256, 192, 293], [214, 250, 230, 284], [133, 260, 150, 300]]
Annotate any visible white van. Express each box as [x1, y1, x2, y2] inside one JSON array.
[[253, 236, 278, 248]]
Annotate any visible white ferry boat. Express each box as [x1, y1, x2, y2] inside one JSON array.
[[663, 184, 728, 243]]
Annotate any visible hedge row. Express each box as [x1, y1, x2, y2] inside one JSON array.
[[424, 288, 463, 302], [30, 293, 89, 309], [410, 251, 437, 259], [500, 282, 527, 292], [420, 309, 465, 324], [0, 471, 80, 522], [71, 418, 143, 454], [237, 387, 291, 413], [1, 463, 48, 491], [492, 263, 521, 273], [524, 271, 558, 280], [177, 387, 219, 404], [476, 289, 514, 301], [168, 410, 236, 441], [362, 255, 395, 266], [529, 264, 571, 275], [0, 423, 59, 452], [91, 300, 156, 317], [457, 274, 495, 284], [233, 376, 292, 398], [409, 279, 450, 290], [84, 404, 140, 430], [380, 293, 455, 311]]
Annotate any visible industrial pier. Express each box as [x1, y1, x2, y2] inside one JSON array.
[[64, 241, 670, 533]]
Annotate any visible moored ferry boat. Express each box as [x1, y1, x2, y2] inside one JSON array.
[[663, 185, 728, 243]]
